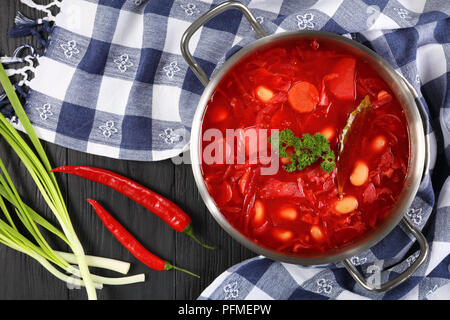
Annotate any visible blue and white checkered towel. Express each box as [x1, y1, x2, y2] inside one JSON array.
[[2, 0, 449, 299]]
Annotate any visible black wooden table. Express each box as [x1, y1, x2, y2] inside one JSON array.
[[0, 0, 255, 300]]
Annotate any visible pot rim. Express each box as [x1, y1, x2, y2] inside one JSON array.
[[189, 30, 426, 265]]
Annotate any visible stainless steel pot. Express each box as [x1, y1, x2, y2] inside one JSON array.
[[181, 1, 429, 292]]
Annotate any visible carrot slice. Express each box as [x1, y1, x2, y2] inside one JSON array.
[[288, 81, 319, 113]]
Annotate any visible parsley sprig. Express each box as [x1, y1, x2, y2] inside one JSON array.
[[270, 129, 336, 173]]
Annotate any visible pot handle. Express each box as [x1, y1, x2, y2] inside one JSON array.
[[343, 216, 429, 292], [180, 0, 267, 86]]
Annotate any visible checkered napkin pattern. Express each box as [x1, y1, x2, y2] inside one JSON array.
[[25, 0, 260, 161], [197, 0, 450, 300]]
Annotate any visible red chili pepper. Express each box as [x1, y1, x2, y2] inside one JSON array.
[[86, 199, 199, 277], [52, 165, 215, 249]]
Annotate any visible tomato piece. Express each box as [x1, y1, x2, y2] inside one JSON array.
[[288, 81, 319, 113], [327, 58, 356, 100]]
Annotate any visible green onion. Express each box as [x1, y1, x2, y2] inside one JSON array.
[[270, 129, 336, 173], [0, 63, 144, 298]]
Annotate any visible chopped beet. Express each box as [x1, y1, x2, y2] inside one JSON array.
[[259, 179, 305, 199]]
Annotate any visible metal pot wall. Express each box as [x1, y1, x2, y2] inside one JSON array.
[[181, 1, 429, 292]]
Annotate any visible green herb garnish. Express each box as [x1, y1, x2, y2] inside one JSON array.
[[270, 129, 336, 173]]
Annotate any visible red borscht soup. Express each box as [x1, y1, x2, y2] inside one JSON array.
[[200, 38, 409, 255]]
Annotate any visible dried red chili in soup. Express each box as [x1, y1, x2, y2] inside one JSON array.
[[201, 38, 409, 255]]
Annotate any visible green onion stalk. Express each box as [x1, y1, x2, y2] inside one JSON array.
[[0, 63, 143, 299]]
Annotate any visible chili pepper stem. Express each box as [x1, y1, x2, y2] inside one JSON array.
[[164, 261, 200, 278], [182, 223, 216, 250]]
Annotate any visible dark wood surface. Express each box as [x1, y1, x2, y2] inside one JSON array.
[[0, 0, 255, 300]]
